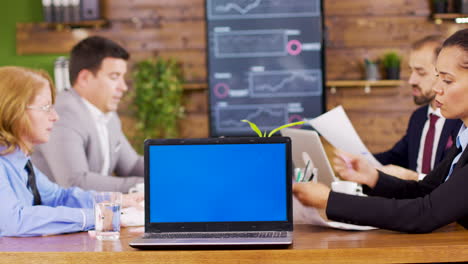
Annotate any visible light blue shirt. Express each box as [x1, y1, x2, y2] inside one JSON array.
[[0, 146, 95, 237], [445, 124, 468, 182]]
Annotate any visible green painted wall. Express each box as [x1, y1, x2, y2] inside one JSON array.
[[0, 0, 66, 75]]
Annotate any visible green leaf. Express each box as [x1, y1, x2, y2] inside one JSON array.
[[267, 121, 306, 137], [241, 120, 263, 137], [130, 57, 185, 153]]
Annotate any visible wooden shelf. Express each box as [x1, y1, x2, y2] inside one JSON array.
[[326, 80, 403, 87], [432, 13, 468, 24], [180, 80, 404, 93], [326, 80, 404, 94], [182, 83, 207, 91], [16, 21, 108, 55], [17, 20, 108, 31]]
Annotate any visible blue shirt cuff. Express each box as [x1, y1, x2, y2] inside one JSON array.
[[82, 208, 95, 231]]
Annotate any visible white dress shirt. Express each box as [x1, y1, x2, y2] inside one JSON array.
[[81, 98, 112, 175], [416, 107, 445, 179]]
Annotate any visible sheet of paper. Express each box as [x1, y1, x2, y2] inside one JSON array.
[[121, 201, 145, 227], [308, 105, 382, 168], [293, 196, 329, 227], [293, 196, 376, 231]]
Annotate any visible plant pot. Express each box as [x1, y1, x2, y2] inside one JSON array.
[[365, 62, 380, 81], [433, 1, 447, 13], [386, 67, 400, 80]]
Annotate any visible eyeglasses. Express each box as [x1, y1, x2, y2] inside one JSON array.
[[26, 104, 55, 113]]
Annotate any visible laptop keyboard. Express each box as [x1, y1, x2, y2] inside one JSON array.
[[144, 231, 287, 239]]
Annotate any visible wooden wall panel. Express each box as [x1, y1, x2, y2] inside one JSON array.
[[15, 0, 465, 149], [326, 88, 415, 112], [102, 20, 206, 50], [183, 90, 208, 114], [326, 88, 417, 153], [326, 17, 452, 48], [120, 89, 209, 146], [326, 48, 411, 80], [130, 50, 207, 82], [103, 0, 205, 21], [17, 21, 206, 52], [325, 0, 430, 16], [348, 111, 411, 153], [16, 24, 84, 54], [178, 113, 209, 138], [17, 21, 206, 54]]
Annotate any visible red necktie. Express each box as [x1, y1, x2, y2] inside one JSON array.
[[422, 114, 440, 174]]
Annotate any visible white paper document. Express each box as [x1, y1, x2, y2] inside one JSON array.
[[293, 196, 376, 231], [308, 105, 382, 168], [121, 201, 145, 227]]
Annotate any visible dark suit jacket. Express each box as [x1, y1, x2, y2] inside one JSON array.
[[374, 105, 462, 171], [326, 144, 468, 233]]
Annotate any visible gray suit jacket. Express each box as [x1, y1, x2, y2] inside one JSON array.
[[32, 89, 144, 192]]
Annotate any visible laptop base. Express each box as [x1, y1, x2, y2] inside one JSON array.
[[129, 237, 292, 250]]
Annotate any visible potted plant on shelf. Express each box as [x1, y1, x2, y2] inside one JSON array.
[[364, 58, 380, 81], [382, 51, 401, 80], [433, 0, 447, 13], [130, 58, 185, 153]]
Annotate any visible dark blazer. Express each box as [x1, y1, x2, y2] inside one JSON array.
[[326, 144, 468, 233], [374, 105, 462, 171]]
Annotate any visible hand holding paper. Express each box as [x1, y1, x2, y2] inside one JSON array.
[[308, 105, 382, 168], [122, 193, 144, 209], [333, 149, 379, 188]]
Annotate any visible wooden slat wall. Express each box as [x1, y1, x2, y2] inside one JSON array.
[[15, 0, 467, 152]]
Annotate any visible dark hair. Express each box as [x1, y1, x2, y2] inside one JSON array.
[[411, 35, 445, 62], [69, 36, 130, 85], [442, 28, 468, 51], [442, 29, 468, 69]]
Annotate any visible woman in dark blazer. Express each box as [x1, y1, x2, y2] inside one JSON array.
[[293, 28, 468, 233]]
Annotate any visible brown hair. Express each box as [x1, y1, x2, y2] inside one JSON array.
[[441, 29, 468, 69], [411, 35, 445, 63], [0, 66, 56, 154], [69, 36, 129, 86]]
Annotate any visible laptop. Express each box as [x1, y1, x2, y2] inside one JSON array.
[[130, 137, 293, 248], [280, 128, 337, 187]]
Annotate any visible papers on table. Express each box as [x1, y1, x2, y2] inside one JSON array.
[[121, 201, 144, 227], [294, 105, 379, 231], [293, 196, 376, 231], [308, 105, 382, 168]]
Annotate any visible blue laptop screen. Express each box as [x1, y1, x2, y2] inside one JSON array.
[[148, 143, 287, 223]]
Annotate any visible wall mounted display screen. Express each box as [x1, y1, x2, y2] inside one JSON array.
[[206, 0, 325, 136]]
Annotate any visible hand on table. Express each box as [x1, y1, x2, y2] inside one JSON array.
[[122, 193, 144, 209], [292, 181, 330, 209]]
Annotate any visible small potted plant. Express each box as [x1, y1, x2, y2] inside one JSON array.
[[433, 0, 447, 13], [364, 58, 380, 81], [382, 51, 401, 80]]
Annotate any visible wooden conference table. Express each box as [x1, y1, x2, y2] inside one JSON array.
[[1, 224, 468, 264]]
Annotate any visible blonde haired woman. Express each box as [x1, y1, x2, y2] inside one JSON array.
[[0, 66, 141, 237]]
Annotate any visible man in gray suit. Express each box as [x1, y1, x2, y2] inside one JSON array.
[[33, 36, 143, 192]]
